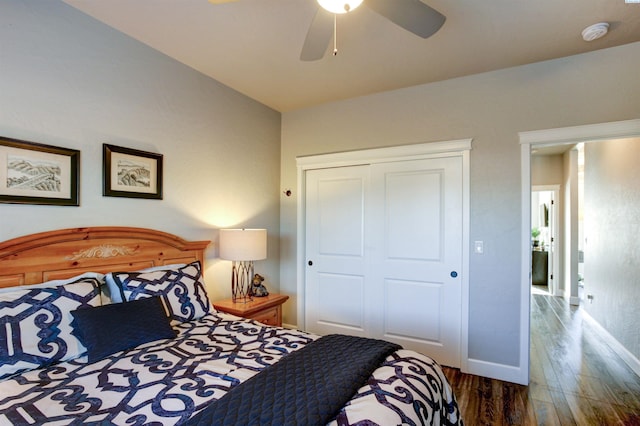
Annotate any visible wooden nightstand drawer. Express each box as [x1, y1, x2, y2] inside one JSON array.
[[213, 294, 289, 327], [249, 306, 279, 326]]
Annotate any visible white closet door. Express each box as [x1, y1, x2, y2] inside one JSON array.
[[304, 156, 463, 367], [369, 157, 462, 366], [304, 166, 370, 336]]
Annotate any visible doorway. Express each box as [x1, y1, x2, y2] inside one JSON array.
[[519, 118, 640, 386], [531, 187, 559, 297]]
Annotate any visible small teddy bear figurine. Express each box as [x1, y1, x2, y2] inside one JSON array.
[[251, 273, 269, 297]]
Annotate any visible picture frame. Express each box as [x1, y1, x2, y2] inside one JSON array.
[[103, 144, 163, 199], [0, 136, 80, 206]]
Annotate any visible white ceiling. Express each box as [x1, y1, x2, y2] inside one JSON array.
[[63, 0, 640, 112]]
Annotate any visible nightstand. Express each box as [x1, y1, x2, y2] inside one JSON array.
[[213, 293, 289, 327]]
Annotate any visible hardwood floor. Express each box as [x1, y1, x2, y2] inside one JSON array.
[[442, 292, 640, 425]]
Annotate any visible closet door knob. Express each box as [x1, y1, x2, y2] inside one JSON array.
[[308, 260, 313, 266], [450, 271, 458, 278]]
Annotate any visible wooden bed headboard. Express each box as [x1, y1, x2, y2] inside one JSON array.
[[0, 227, 210, 288]]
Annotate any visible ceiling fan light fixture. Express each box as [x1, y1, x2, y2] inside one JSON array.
[[317, 0, 363, 14]]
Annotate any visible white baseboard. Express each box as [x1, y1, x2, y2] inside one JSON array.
[[582, 311, 640, 378], [465, 358, 528, 385], [282, 322, 297, 330], [569, 296, 580, 306]]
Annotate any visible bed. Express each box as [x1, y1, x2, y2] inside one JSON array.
[[0, 227, 462, 425]]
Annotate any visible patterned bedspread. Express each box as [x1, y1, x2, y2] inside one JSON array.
[[0, 313, 462, 425]]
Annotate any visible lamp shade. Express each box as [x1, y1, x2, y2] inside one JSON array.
[[219, 229, 267, 261]]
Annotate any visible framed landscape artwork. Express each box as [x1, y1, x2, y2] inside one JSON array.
[[0, 136, 80, 206], [103, 144, 163, 199]]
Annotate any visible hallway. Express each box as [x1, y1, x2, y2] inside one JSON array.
[[444, 293, 640, 425]]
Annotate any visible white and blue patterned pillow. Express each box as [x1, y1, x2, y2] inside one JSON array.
[[104, 264, 186, 304], [0, 278, 102, 380], [111, 261, 212, 323]]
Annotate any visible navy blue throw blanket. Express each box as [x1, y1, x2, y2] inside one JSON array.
[[185, 334, 401, 426]]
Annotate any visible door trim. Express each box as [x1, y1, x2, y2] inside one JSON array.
[[297, 139, 472, 168], [296, 139, 472, 372], [519, 118, 640, 386]]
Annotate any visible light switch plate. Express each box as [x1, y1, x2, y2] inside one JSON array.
[[474, 241, 484, 254]]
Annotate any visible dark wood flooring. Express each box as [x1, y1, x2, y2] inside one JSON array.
[[442, 292, 640, 425]]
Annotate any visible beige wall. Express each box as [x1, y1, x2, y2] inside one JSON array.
[[281, 42, 640, 369], [584, 137, 640, 360], [0, 1, 282, 300], [563, 149, 581, 303], [532, 154, 564, 186]]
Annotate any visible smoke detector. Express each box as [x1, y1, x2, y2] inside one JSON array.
[[582, 22, 609, 41]]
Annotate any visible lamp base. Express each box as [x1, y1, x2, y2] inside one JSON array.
[[231, 261, 254, 303]]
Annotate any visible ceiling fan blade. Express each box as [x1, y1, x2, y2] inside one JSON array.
[[365, 0, 445, 39], [300, 7, 334, 61]]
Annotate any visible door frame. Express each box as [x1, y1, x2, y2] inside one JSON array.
[[519, 118, 640, 385], [296, 139, 472, 371]]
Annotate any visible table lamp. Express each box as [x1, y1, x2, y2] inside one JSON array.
[[219, 228, 267, 302]]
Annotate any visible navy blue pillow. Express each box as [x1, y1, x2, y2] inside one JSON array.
[[71, 296, 176, 363]]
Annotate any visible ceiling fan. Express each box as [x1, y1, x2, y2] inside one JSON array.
[[208, 0, 446, 61]]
